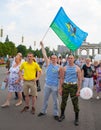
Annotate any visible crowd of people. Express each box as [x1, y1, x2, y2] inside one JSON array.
[[0, 41, 101, 126]]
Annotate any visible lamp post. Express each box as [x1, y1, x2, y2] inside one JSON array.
[[0, 27, 3, 42], [34, 41, 36, 51], [21, 35, 24, 44]]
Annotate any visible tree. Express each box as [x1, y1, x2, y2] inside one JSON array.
[[17, 44, 27, 57], [34, 49, 42, 57], [0, 42, 4, 56], [3, 41, 17, 56], [45, 47, 52, 57], [5, 35, 9, 42], [28, 45, 32, 50]]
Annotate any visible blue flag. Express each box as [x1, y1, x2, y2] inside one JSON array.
[[50, 7, 88, 51]]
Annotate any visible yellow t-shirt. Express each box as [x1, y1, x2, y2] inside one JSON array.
[[20, 61, 41, 80]]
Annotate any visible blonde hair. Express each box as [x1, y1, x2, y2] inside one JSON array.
[[17, 52, 22, 57], [15, 55, 22, 62]]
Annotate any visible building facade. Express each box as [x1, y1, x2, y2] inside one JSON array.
[[57, 42, 101, 57]]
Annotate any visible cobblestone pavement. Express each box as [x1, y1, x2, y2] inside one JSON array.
[[0, 66, 101, 130]]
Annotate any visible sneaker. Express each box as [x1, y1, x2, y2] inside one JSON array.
[[1, 101, 10, 108], [21, 106, 29, 113], [54, 115, 59, 120], [96, 96, 100, 99], [15, 100, 22, 106], [38, 112, 45, 117], [31, 107, 35, 114], [58, 115, 65, 122]]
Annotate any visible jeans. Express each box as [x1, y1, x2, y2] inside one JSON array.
[[82, 77, 94, 89], [41, 84, 59, 116]]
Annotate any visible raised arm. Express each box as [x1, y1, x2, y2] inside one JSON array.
[[40, 41, 49, 66]]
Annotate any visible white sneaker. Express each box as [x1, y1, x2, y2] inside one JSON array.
[[96, 96, 100, 99]]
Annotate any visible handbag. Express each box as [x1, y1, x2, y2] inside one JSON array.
[[1, 82, 7, 90]]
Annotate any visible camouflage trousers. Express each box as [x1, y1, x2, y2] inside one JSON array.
[[60, 83, 79, 114]]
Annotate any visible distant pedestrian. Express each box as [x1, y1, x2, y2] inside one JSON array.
[[96, 62, 101, 99], [33, 58, 41, 92], [81, 58, 94, 90]]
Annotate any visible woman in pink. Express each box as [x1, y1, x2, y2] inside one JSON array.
[[96, 62, 101, 99]]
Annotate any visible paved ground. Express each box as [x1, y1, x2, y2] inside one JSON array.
[[0, 66, 101, 130]]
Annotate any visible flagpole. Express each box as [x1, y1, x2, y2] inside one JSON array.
[[41, 27, 50, 41]]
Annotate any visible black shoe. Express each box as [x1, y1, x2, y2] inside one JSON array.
[[37, 88, 41, 92], [74, 119, 79, 126], [38, 112, 45, 117], [58, 115, 65, 122], [74, 112, 79, 126], [54, 116, 59, 120]]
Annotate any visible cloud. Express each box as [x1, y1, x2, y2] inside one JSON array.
[[6, 0, 33, 14], [6, 21, 16, 32]]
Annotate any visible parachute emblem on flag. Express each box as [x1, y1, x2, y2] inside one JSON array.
[[66, 22, 76, 37]]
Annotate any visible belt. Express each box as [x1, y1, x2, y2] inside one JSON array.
[[24, 80, 35, 82], [64, 82, 77, 85], [85, 76, 92, 78]]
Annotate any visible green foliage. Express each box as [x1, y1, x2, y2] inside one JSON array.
[[0, 42, 4, 56], [5, 41, 17, 56], [0, 41, 17, 56], [34, 49, 41, 57], [17, 44, 27, 57], [45, 47, 53, 57], [0, 41, 59, 58], [5, 35, 9, 42], [28, 46, 32, 50]]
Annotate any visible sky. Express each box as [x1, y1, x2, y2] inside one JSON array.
[[0, 0, 101, 50]]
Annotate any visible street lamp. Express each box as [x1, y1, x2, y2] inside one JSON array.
[[21, 35, 24, 44], [0, 27, 3, 42], [34, 41, 36, 50]]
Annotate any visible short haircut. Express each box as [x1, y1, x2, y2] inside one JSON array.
[[27, 52, 34, 56], [51, 54, 57, 58], [68, 53, 75, 58]]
